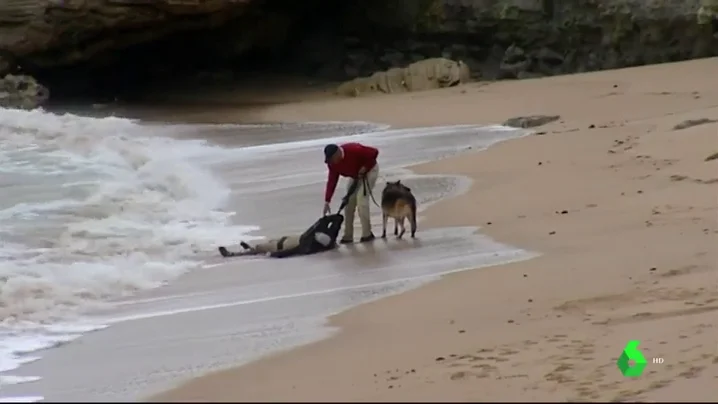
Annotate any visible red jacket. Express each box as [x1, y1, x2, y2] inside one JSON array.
[[325, 142, 379, 203]]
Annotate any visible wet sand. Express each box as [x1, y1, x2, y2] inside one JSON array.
[[153, 58, 718, 401]]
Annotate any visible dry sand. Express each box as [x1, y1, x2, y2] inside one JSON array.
[[152, 58, 718, 402]]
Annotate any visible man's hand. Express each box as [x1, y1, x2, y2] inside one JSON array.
[[323, 202, 331, 216], [358, 166, 367, 177]]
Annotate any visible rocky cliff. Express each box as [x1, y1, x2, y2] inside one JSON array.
[[0, 0, 255, 71], [0, 0, 715, 108], [334, 0, 716, 80]]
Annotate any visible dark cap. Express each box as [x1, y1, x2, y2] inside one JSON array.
[[324, 144, 339, 163]]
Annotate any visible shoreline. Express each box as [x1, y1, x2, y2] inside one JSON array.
[[154, 58, 717, 401]]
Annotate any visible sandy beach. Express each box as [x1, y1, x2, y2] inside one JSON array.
[[152, 58, 718, 402]]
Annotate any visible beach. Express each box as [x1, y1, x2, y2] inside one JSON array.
[[0, 58, 715, 402], [152, 58, 718, 401]]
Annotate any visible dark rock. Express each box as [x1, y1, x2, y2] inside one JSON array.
[[503, 44, 527, 65], [0, 0, 714, 102], [673, 118, 718, 130], [504, 115, 561, 128], [0, 0, 257, 67], [517, 71, 544, 79], [0, 74, 49, 109], [499, 44, 530, 78], [379, 50, 406, 68], [535, 47, 564, 66], [0, 51, 16, 76]]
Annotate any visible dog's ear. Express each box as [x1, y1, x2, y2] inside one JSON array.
[[396, 180, 401, 184], [404, 186, 412, 192]]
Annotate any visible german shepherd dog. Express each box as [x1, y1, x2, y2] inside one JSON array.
[[381, 180, 417, 239]]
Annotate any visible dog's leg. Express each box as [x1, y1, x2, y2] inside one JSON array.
[[397, 217, 406, 239], [410, 210, 417, 238], [381, 212, 388, 238], [393, 218, 399, 235]]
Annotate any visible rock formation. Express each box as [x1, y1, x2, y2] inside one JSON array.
[[0, 0, 714, 108], [336, 58, 470, 96], [0, 74, 49, 109], [698, 0, 718, 37], [698, 0, 718, 24], [0, 0, 255, 68], [336, 0, 716, 81]]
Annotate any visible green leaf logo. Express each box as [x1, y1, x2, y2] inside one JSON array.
[[617, 340, 647, 377]]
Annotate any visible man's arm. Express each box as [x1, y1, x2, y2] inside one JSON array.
[[325, 168, 340, 203]]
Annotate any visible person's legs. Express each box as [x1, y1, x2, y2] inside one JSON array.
[[357, 164, 379, 240], [251, 239, 279, 254], [342, 181, 358, 242]]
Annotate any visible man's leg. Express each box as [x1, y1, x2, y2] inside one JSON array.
[[357, 164, 379, 240], [342, 181, 358, 242]]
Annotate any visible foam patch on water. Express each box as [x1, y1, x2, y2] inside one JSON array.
[[0, 397, 43, 403]]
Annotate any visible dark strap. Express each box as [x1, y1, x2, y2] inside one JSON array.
[[338, 178, 360, 212], [362, 176, 381, 209], [277, 236, 288, 250]]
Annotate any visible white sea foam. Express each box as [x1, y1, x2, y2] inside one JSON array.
[[0, 397, 44, 403], [0, 108, 262, 395]]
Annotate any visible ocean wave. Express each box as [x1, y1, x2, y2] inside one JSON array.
[[0, 108, 260, 392]]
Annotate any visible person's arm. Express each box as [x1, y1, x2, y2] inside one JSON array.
[[324, 168, 340, 203]]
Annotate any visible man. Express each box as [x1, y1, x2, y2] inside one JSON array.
[[323, 142, 379, 243], [218, 213, 344, 258]]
